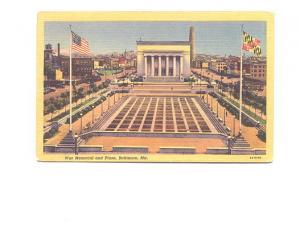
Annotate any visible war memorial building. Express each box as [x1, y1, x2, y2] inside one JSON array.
[[136, 27, 196, 81]]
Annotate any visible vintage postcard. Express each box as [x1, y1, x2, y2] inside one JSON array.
[[37, 12, 274, 162]]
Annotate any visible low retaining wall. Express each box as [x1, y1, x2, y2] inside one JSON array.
[[254, 148, 266, 155], [112, 146, 148, 153], [206, 147, 229, 154], [231, 148, 255, 155], [44, 145, 56, 152], [82, 131, 228, 140], [159, 147, 196, 154], [78, 145, 103, 152], [43, 145, 103, 153]]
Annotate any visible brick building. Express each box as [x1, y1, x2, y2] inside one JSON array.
[[60, 56, 93, 80], [249, 61, 267, 82]]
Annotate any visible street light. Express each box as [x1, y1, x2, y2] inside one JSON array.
[[101, 101, 103, 116], [227, 135, 233, 154], [80, 113, 83, 134], [206, 93, 208, 105], [91, 105, 95, 124], [233, 116, 236, 137], [74, 133, 78, 155]]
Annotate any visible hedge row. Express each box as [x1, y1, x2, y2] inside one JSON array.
[[257, 129, 266, 142], [44, 123, 59, 140], [209, 92, 258, 127], [65, 91, 116, 124]]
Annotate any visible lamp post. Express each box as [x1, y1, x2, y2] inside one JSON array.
[[108, 95, 110, 109], [210, 96, 213, 111], [223, 108, 226, 126], [113, 92, 116, 104], [233, 116, 236, 137], [227, 135, 232, 154], [91, 105, 95, 124], [206, 93, 208, 105], [216, 101, 219, 118], [80, 113, 83, 134], [74, 133, 78, 155], [101, 101, 103, 116]]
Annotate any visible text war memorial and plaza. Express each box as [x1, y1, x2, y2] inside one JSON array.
[[43, 25, 267, 155]]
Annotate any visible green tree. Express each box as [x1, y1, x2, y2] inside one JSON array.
[[48, 104, 56, 120]]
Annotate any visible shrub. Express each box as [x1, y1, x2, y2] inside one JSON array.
[[257, 129, 266, 142]]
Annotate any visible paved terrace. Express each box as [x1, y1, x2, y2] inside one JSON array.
[[95, 96, 218, 134]]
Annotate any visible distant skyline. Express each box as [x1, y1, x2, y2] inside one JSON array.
[[44, 21, 266, 56]]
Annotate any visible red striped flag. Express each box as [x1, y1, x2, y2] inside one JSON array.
[[71, 31, 92, 55]]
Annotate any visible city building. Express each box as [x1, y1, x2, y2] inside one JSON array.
[[60, 55, 93, 80], [110, 58, 119, 68], [44, 43, 61, 80], [249, 61, 267, 82], [118, 57, 126, 67], [194, 57, 209, 69], [209, 59, 227, 73]]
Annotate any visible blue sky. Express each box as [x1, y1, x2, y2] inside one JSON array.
[[44, 21, 266, 56]]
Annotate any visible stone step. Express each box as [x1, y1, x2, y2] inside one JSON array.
[[145, 77, 181, 82]]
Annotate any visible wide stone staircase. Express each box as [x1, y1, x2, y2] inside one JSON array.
[[91, 95, 129, 130], [229, 135, 254, 154], [58, 131, 82, 147], [231, 135, 251, 148], [144, 77, 181, 82], [195, 97, 228, 135]]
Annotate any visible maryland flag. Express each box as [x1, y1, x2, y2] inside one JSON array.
[[242, 31, 262, 56]]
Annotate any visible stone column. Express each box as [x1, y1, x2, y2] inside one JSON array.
[[144, 56, 148, 77], [173, 56, 177, 77], [180, 56, 183, 77], [158, 56, 162, 77], [166, 56, 169, 77], [151, 56, 154, 77]]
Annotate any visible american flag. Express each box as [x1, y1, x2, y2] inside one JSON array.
[[71, 31, 92, 55]]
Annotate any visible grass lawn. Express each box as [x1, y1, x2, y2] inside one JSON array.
[[97, 69, 122, 76], [48, 98, 95, 122], [226, 97, 266, 125]]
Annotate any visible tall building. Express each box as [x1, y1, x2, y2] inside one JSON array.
[[60, 56, 93, 80], [189, 26, 196, 67], [249, 61, 267, 82]]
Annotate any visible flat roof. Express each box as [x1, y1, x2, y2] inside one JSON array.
[[137, 41, 191, 45]]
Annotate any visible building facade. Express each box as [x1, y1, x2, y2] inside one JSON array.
[[209, 59, 227, 73], [136, 41, 191, 81], [249, 61, 267, 82], [60, 56, 93, 79]]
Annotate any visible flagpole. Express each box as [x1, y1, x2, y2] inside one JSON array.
[[69, 25, 72, 132], [239, 24, 244, 135]]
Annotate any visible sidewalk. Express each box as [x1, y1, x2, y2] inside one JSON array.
[[45, 93, 123, 145], [43, 89, 107, 126], [206, 94, 266, 148], [221, 90, 266, 121]]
